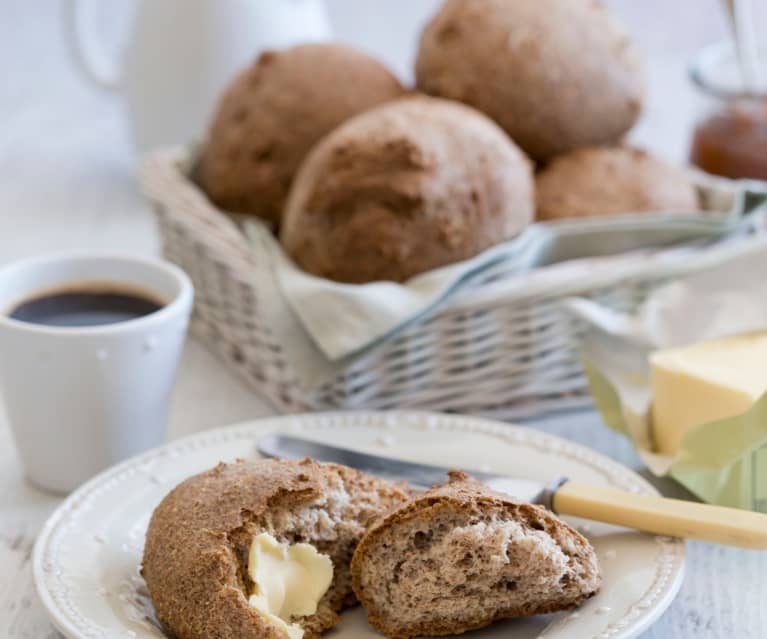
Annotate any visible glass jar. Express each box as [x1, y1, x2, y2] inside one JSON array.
[[688, 42, 767, 180]]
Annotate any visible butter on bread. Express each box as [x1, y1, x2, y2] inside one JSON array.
[[247, 533, 333, 639], [651, 333, 767, 455], [141, 459, 408, 639]]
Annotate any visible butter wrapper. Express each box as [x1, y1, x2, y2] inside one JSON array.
[[567, 237, 767, 511]]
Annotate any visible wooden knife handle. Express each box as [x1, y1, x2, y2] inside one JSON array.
[[552, 480, 767, 549]]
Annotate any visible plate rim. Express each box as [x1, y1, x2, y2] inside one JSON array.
[[33, 410, 686, 639]]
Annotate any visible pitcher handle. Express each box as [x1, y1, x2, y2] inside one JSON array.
[[62, 0, 121, 91]]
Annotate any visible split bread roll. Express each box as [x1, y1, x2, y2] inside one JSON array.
[[142, 459, 409, 639], [536, 146, 700, 221], [197, 43, 404, 225], [351, 472, 601, 639], [280, 95, 534, 283], [416, 0, 644, 162]]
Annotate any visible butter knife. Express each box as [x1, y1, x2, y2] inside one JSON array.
[[258, 433, 767, 549]]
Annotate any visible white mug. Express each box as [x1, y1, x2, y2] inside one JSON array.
[[0, 253, 193, 493], [63, 0, 332, 153]]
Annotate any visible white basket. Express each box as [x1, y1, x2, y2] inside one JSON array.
[[142, 148, 766, 420]]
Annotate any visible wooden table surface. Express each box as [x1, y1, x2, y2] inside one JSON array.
[[1, 1, 765, 638]]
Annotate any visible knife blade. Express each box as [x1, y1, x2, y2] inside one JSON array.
[[256, 432, 767, 549], [256, 432, 559, 507]]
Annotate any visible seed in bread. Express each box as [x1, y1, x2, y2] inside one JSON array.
[[141, 458, 409, 639], [197, 44, 404, 225], [351, 471, 601, 639], [415, 0, 644, 162], [536, 146, 700, 221], [280, 95, 534, 284]]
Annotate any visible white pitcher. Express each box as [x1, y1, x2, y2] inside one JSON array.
[[63, 0, 332, 153]]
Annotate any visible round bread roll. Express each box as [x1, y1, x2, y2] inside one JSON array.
[[280, 96, 534, 284], [415, 0, 644, 162], [197, 44, 404, 225], [535, 146, 700, 221]]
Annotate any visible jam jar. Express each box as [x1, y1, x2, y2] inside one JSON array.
[[689, 42, 767, 180]]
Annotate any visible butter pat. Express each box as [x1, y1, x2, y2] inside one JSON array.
[[650, 333, 767, 455], [247, 533, 333, 639]]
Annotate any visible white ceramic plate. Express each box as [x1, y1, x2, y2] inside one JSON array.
[[34, 411, 685, 639]]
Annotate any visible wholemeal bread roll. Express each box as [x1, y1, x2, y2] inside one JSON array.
[[197, 44, 404, 225], [536, 146, 700, 220], [142, 459, 408, 639], [351, 472, 601, 639], [415, 0, 644, 162], [280, 95, 534, 284]]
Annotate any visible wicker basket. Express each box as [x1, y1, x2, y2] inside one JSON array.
[[143, 148, 765, 420]]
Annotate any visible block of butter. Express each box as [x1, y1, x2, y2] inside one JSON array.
[[650, 332, 767, 455], [247, 532, 333, 639]]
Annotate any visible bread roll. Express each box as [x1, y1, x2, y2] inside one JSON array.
[[352, 472, 601, 638], [415, 0, 644, 162], [536, 146, 700, 220], [280, 95, 534, 284], [197, 44, 404, 225], [142, 459, 408, 639]]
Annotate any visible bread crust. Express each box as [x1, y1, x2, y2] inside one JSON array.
[[280, 95, 534, 283], [415, 0, 644, 162], [142, 458, 407, 639], [197, 43, 404, 225], [351, 472, 601, 639], [536, 146, 700, 220]]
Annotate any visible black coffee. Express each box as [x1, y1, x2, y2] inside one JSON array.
[[9, 286, 163, 327]]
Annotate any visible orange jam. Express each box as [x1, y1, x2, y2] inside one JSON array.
[[690, 99, 767, 180]]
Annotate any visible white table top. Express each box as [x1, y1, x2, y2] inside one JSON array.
[[1, 1, 765, 637]]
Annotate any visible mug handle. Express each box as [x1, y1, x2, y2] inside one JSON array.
[[62, 0, 121, 91]]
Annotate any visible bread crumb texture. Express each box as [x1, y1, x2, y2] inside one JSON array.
[[351, 472, 601, 638]]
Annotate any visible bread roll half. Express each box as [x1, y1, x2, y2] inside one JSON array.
[[142, 459, 408, 639], [352, 472, 601, 639]]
